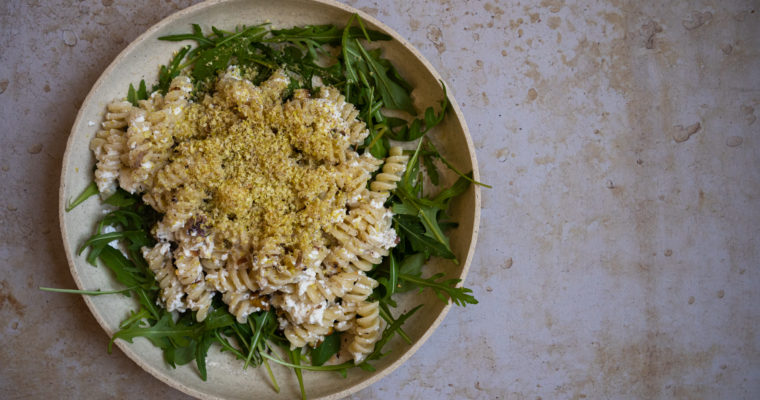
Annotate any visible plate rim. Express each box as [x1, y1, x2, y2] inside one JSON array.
[[58, 0, 481, 398]]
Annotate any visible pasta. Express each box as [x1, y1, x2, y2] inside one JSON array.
[[346, 300, 381, 363], [90, 101, 131, 198], [92, 67, 407, 362], [143, 242, 186, 313]]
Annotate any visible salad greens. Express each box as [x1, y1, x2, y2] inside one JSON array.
[[58, 14, 483, 399]]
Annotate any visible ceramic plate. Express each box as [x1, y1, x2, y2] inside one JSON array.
[[59, 0, 480, 398]]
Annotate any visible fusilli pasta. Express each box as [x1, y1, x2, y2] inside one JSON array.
[[92, 68, 407, 362]]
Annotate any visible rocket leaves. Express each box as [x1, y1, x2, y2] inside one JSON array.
[[309, 332, 341, 366], [354, 40, 415, 114]]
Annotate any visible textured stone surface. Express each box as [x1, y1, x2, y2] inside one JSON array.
[[2, 0, 759, 399]]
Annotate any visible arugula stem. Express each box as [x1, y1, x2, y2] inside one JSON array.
[[176, 57, 199, 72], [214, 331, 247, 359], [289, 349, 307, 400], [365, 125, 387, 155], [39, 286, 134, 296], [262, 357, 280, 393], [259, 352, 355, 371], [398, 273, 477, 306], [233, 324, 252, 353], [244, 319, 258, 369], [244, 311, 269, 369], [433, 148, 492, 188], [66, 181, 98, 212], [355, 14, 372, 42], [402, 139, 424, 185], [378, 305, 412, 344], [119, 309, 151, 329], [416, 204, 447, 247], [388, 252, 398, 298], [215, 25, 267, 47], [399, 273, 444, 289], [136, 289, 161, 321]]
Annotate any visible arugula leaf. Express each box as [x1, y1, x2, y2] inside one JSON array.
[[423, 139, 492, 188], [155, 45, 191, 94], [387, 85, 448, 141], [355, 40, 415, 114], [127, 80, 149, 106], [394, 215, 455, 259], [203, 307, 236, 331], [375, 251, 401, 306], [399, 273, 478, 307], [127, 83, 138, 106], [120, 309, 152, 330], [94, 245, 160, 321], [391, 201, 416, 216], [387, 252, 399, 299], [419, 207, 449, 247], [341, 15, 363, 90], [215, 25, 268, 48], [77, 231, 145, 256], [137, 80, 148, 101], [97, 209, 143, 234], [195, 332, 215, 380], [431, 174, 471, 207], [270, 25, 346, 59], [192, 43, 235, 81], [377, 303, 411, 344], [422, 151, 440, 185], [399, 253, 425, 276], [158, 24, 215, 45], [97, 246, 150, 287], [65, 181, 98, 211], [389, 141, 462, 262], [369, 48, 413, 92], [110, 313, 194, 352], [394, 252, 426, 293], [166, 340, 197, 367], [310, 332, 341, 366], [160, 24, 270, 83], [361, 90, 390, 159], [103, 189, 137, 207], [244, 310, 273, 368]]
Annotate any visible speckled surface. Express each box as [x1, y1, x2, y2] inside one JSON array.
[[1, 0, 759, 399]]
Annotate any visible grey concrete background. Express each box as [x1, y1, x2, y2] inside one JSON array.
[[1, 0, 759, 399]]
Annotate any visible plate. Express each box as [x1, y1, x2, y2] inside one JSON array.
[[59, 0, 481, 398]]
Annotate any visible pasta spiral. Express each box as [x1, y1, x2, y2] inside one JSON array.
[[370, 146, 408, 200], [120, 76, 193, 194], [142, 242, 186, 313], [273, 270, 381, 360], [324, 146, 407, 273], [345, 300, 381, 363], [90, 101, 132, 198], [317, 86, 369, 146]]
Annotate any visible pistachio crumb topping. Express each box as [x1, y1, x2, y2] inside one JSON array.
[[149, 68, 360, 255]]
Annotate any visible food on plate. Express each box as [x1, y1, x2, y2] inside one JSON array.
[[63, 15, 482, 397]]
